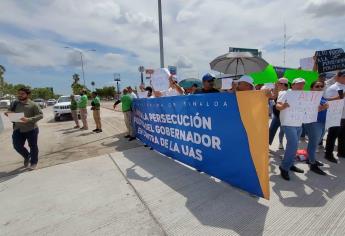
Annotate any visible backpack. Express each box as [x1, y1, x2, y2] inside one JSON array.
[[10, 100, 19, 112]]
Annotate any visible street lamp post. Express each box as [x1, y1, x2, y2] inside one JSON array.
[[64, 47, 96, 87], [114, 73, 121, 96], [138, 66, 145, 85], [158, 0, 164, 68]]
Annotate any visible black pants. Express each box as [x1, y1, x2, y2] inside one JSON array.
[[12, 128, 39, 164], [326, 119, 345, 157]]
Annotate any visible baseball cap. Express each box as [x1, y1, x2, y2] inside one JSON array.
[[278, 77, 289, 84], [237, 75, 254, 87], [202, 73, 215, 81], [292, 78, 305, 84]]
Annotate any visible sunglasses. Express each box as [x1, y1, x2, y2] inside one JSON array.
[[279, 83, 288, 87], [314, 85, 324, 89]]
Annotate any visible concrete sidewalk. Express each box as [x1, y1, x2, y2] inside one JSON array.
[[1, 146, 345, 235]]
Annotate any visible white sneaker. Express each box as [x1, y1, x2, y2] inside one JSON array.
[[279, 143, 284, 150]]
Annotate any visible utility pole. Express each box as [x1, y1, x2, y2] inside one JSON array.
[[283, 23, 286, 67], [158, 0, 164, 68]]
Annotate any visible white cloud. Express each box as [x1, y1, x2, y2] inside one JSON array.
[[0, 0, 345, 86]]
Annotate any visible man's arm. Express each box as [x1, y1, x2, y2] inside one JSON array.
[[22, 104, 43, 123]]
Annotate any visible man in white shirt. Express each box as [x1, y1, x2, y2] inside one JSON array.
[[324, 70, 345, 163], [127, 86, 138, 99]]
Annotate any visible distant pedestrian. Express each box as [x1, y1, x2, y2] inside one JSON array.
[[70, 95, 80, 128], [78, 89, 88, 130], [5, 87, 43, 170], [113, 88, 135, 141], [91, 91, 102, 133]]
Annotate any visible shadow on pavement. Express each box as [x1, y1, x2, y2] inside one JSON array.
[[116, 147, 269, 235], [0, 167, 28, 183], [270, 149, 345, 208]]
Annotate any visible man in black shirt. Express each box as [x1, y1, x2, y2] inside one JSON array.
[[194, 73, 219, 94]]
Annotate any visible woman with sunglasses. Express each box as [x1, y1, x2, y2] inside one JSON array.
[[303, 81, 328, 175], [269, 78, 289, 149]]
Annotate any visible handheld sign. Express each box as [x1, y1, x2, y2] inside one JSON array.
[[325, 99, 345, 129], [315, 48, 345, 73], [300, 57, 314, 71], [7, 113, 25, 122], [151, 68, 171, 92], [279, 91, 323, 126]]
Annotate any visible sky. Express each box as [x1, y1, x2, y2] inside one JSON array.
[[0, 0, 345, 94]]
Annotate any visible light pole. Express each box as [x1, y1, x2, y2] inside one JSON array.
[[138, 66, 145, 85], [158, 0, 164, 68], [114, 73, 121, 96], [64, 47, 96, 86]]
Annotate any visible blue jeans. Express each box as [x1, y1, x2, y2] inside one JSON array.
[[281, 126, 302, 171], [304, 122, 324, 164], [269, 115, 284, 145], [12, 128, 39, 164]]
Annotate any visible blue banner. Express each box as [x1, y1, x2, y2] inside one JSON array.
[[132, 93, 269, 199]]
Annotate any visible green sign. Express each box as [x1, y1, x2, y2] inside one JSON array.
[[283, 69, 319, 90], [250, 65, 278, 85]]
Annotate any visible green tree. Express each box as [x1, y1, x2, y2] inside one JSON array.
[[95, 86, 115, 99], [31, 87, 55, 100]]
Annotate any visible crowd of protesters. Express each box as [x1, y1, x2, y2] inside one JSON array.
[[3, 69, 345, 183]]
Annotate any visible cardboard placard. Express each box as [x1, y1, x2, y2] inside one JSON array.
[[315, 48, 345, 73]]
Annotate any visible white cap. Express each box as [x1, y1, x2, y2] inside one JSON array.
[[237, 75, 254, 88], [292, 78, 305, 84], [261, 83, 275, 90], [278, 77, 289, 84]]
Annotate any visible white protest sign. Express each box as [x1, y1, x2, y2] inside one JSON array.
[[137, 91, 148, 98], [325, 99, 345, 129], [221, 78, 233, 90], [7, 112, 25, 122], [151, 68, 171, 92], [279, 91, 323, 126], [300, 57, 315, 71]]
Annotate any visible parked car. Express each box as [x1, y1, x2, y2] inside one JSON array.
[[33, 98, 47, 109], [47, 99, 56, 106], [53, 95, 80, 121], [0, 99, 11, 109]]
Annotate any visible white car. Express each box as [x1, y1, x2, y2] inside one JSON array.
[[53, 95, 80, 121], [0, 99, 11, 109], [47, 99, 56, 106]]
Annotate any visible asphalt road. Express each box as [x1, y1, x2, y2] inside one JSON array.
[[0, 103, 140, 178]]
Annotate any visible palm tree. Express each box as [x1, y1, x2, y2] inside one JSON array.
[[91, 81, 95, 91]]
